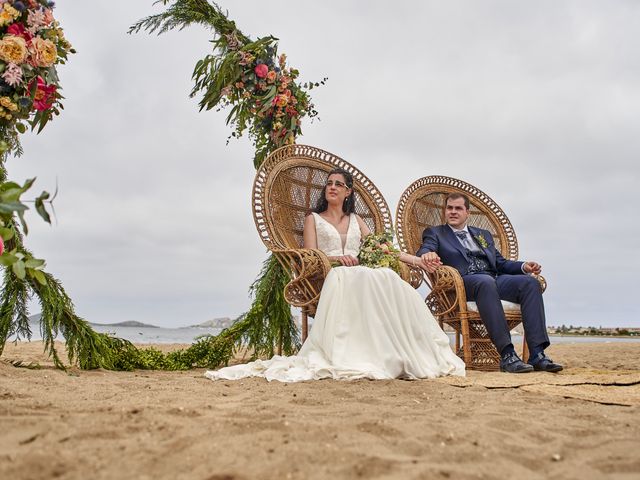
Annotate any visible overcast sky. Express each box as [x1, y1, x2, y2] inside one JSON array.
[[8, 1, 639, 328]]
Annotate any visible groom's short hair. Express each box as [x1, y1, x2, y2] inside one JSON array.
[[445, 193, 470, 210]]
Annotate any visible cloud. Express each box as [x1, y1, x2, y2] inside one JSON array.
[[7, 0, 639, 327]]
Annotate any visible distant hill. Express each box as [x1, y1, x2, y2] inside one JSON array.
[[28, 314, 158, 329], [91, 321, 159, 328], [188, 317, 233, 329]]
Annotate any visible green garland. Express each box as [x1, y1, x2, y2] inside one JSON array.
[[0, 2, 139, 370], [107, 256, 298, 371], [129, 0, 325, 166], [107, 0, 321, 370], [0, 212, 136, 370], [3, 1, 319, 371]]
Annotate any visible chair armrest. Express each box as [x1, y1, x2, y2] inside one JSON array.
[[533, 274, 547, 293], [425, 265, 467, 317], [397, 263, 424, 289], [425, 269, 547, 318], [272, 248, 332, 309]]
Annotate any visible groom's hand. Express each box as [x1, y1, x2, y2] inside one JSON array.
[[523, 261, 542, 275], [420, 252, 442, 273]]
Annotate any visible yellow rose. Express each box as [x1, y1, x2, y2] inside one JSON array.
[[0, 36, 28, 65], [0, 97, 15, 109], [29, 37, 58, 67], [0, 5, 20, 27]]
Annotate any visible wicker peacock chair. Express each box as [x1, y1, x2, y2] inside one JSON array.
[[252, 144, 422, 341], [395, 175, 546, 371]]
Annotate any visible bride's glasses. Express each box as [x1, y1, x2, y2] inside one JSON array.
[[326, 180, 347, 189]]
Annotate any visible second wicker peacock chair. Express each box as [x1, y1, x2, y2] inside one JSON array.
[[252, 144, 422, 342], [395, 175, 545, 371]]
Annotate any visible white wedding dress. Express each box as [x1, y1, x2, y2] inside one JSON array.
[[205, 213, 465, 382]]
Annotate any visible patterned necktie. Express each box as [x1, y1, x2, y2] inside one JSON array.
[[455, 231, 473, 250]]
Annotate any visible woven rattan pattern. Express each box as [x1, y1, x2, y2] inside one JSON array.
[[396, 175, 543, 371], [396, 175, 518, 261], [252, 144, 406, 341], [253, 144, 392, 251]]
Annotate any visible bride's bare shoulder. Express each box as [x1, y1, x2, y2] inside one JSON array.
[[304, 212, 317, 226]]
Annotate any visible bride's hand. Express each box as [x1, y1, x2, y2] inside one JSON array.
[[337, 255, 359, 267], [419, 253, 442, 273]]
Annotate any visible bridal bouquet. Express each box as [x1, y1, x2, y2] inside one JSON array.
[[358, 232, 402, 274], [0, 0, 74, 154]]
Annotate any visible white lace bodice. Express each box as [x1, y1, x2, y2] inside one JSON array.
[[312, 212, 361, 257]]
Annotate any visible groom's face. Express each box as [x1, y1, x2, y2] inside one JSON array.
[[445, 198, 469, 229]]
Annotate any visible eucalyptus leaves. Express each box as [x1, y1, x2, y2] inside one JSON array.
[[130, 0, 325, 167]]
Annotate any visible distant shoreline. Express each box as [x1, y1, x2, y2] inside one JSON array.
[[90, 321, 159, 328], [549, 333, 639, 338]]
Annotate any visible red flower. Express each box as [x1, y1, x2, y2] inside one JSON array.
[[254, 63, 268, 78], [31, 77, 57, 111], [7, 23, 33, 42]]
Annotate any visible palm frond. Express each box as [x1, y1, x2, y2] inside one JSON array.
[[128, 0, 249, 43], [0, 266, 31, 356]]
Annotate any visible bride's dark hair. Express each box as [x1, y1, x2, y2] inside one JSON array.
[[314, 168, 357, 214]]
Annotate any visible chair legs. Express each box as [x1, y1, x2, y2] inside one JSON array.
[[301, 310, 309, 342], [460, 318, 472, 366], [452, 317, 527, 371], [521, 336, 529, 363]]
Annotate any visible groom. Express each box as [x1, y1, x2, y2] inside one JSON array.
[[416, 193, 562, 373]]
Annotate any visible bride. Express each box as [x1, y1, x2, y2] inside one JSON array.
[[205, 168, 465, 382]]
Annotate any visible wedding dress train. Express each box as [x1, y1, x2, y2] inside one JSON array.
[[205, 213, 465, 382]]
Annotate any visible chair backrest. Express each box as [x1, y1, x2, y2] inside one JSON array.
[[396, 175, 518, 260], [253, 145, 393, 250]]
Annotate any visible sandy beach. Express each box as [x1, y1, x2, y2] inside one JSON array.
[[1, 341, 639, 480]]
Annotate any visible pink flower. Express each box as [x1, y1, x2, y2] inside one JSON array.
[[2, 62, 23, 86], [254, 63, 268, 78], [7, 22, 32, 42], [43, 8, 54, 26], [28, 36, 57, 67], [27, 8, 46, 31], [0, 235, 4, 256], [31, 76, 56, 111], [237, 51, 254, 66]]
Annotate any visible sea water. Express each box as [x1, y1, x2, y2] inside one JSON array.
[[7, 322, 640, 345]]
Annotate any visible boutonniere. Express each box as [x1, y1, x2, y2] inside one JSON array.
[[474, 234, 489, 248]]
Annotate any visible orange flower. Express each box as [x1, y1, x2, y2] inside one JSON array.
[[275, 95, 288, 107], [29, 37, 57, 67], [0, 35, 28, 64]]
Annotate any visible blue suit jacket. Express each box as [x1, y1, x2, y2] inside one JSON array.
[[416, 224, 524, 277]]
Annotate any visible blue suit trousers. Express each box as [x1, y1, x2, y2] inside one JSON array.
[[462, 273, 550, 355]]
